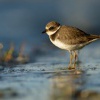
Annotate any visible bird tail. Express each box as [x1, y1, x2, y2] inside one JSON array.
[[86, 35, 100, 44], [89, 35, 100, 39]]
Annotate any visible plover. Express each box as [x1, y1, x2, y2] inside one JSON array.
[[42, 21, 100, 69]]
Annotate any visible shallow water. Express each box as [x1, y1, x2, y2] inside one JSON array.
[[0, 48, 100, 100]]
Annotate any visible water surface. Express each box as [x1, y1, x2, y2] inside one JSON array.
[[0, 48, 100, 100]]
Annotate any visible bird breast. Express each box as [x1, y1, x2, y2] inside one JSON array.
[[49, 37, 87, 51]]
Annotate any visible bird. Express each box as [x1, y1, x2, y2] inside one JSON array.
[[42, 21, 100, 69]]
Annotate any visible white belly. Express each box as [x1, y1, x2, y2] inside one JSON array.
[[49, 36, 98, 51], [50, 38, 85, 51]]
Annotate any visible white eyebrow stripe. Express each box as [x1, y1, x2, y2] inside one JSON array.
[[46, 26, 49, 29]]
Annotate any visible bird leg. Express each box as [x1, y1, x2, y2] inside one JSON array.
[[74, 51, 78, 63], [69, 51, 73, 65], [71, 51, 80, 69], [68, 51, 79, 70], [68, 51, 75, 69]]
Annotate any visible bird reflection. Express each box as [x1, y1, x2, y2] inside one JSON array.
[[50, 70, 84, 100], [50, 63, 99, 100]]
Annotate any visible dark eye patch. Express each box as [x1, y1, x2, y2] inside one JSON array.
[[49, 27, 55, 30]]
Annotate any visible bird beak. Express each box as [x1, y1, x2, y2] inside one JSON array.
[[42, 30, 46, 34]]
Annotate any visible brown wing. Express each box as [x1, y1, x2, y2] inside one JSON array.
[[56, 26, 98, 45]]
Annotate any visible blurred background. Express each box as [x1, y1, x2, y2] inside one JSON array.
[[0, 1, 100, 100], [0, 0, 100, 64]]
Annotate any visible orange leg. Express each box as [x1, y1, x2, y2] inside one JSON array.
[[68, 51, 76, 69], [69, 51, 73, 65], [74, 51, 78, 63]]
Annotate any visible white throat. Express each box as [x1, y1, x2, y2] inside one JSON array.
[[47, 26, 61, 36]]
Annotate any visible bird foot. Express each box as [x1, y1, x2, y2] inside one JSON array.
[[68, 64, 76, 70]]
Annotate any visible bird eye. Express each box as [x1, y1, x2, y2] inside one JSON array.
[[49, 27, 55, 30]]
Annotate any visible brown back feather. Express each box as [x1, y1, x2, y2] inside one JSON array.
[[52, 26, 100, 45]]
